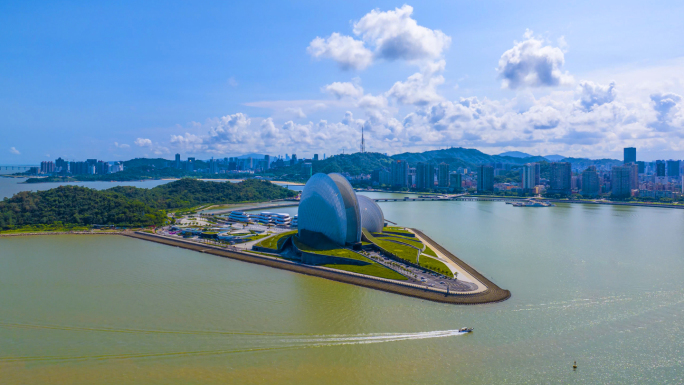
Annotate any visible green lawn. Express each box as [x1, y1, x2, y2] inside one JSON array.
[[381, 227, 413, 236], [423, 246, 438, 258], [418, 255, 454, 278], [322, 263, 408, 280], [292, 236, 369, 263], [383, 226, 409, 231], [363, 229, 420, 264], [256, 230, 297, 250], [247, 233, 270, 242], [377, 235, 424, 250]]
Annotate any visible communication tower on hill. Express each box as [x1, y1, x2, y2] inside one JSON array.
[[360, 125, 365, 153]]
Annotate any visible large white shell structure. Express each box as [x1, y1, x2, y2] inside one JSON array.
[[298, 172, 372, 246], [357, 195, 384, 233]]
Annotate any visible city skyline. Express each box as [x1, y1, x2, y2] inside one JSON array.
[[3, 1, 684, 163]]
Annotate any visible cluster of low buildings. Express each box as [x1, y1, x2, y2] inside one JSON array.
[[227, 211, 296, 226]]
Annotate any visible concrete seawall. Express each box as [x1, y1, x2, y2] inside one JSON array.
[[123, 231, 511, 305]]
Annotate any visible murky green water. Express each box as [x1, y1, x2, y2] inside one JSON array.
[[2, 201, 684, 384]]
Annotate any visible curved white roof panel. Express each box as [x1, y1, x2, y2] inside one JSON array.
[[357, 195, 384, 233], [298, 173, 348, 246]]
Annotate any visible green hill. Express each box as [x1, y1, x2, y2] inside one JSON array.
[[0, 186, 166, 230], [391, 147, 548, 167], [107, 178, 297, 210], [0, 179, 297, 230]]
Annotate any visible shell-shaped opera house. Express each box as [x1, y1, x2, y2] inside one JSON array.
[[298, 173, 384, 246]]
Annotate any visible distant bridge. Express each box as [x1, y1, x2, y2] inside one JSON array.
[[1, 166, 34, 171]]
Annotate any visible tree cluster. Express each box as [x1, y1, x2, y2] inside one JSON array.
[[0, 179, 297, 230]]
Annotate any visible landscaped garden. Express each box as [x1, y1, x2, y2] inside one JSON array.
[[255, 230, 298, 250], [418, 254, 454, 278]]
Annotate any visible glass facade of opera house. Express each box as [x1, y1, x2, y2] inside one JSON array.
[[298, 173, 384, 246]]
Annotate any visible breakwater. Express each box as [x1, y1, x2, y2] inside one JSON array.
[[123, 231, 510, 305]]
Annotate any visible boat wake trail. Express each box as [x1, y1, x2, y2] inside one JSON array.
[[285, 329, 467, 347], [0, 322, 467, 362]]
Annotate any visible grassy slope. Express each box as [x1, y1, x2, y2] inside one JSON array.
[[418, 255, 454, 278], [256, 230, 297, 250], [423, 246, 438, 258], [292, 236, 369, 263], [375, 234, 425, 250], [363, 229, 420, 264], [292, 235, 407, 281]]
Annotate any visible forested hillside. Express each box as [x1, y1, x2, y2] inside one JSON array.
[[107, 178, 297, 210], [0, 186, 166, 229], [0, 179, 298, 230]]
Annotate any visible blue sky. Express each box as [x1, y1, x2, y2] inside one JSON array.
[[2, 0, 684, 162]]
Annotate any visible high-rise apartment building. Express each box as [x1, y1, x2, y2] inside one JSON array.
[[302, 163, 313, 178], [264, 155, 270, 170], [624, 163, 638, 190], [611, 165, 632, 198], [55, 157, 67, 173], [209, 158, 219, 174], [637, 161, 645, 174], [313, 154, 319, 161], [549, 162, 572, 195], [624, 147, 636, 164], [186, 157, 195, 172], [290, 154, 297, 167], [40, 161, 55, 174], [415, 162, 434, 190], [581, 166, 600, 196], [449, 173, 462, 192], [477, 165, 494, 193], [390, 160, 409, 188], [667, 160, 680, 178], [438, 163, 450, 188], [521, 163, 540, 190], [175, 154, 181, 169], [656, 160, 666, 177], [371, 169, 390, 186]]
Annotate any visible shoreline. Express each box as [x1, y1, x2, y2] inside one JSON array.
[[122, 231, 511, 305], [0, 230, 124, 237]]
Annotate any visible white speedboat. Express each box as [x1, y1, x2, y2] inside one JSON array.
[[459, 327, 474, 333]]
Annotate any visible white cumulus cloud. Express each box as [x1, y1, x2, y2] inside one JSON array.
[[497, 30, 574, 89], [285, 107, 307, 119], [307, 5, 450, 70], [353, 5, 451, 62], [134, 138, 152, 147], [9, 147, 20, 155], [576, 81, 616, 111], [387, 72, 444, 106], [308, 33, 373, 70], [324, 82, 364, 99]]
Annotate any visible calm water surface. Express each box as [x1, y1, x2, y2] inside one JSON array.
[[2, 201, 684, 384], [0, 177, 173, 200]]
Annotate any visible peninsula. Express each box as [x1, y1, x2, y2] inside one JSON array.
[[0, 175, 509, 304]]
